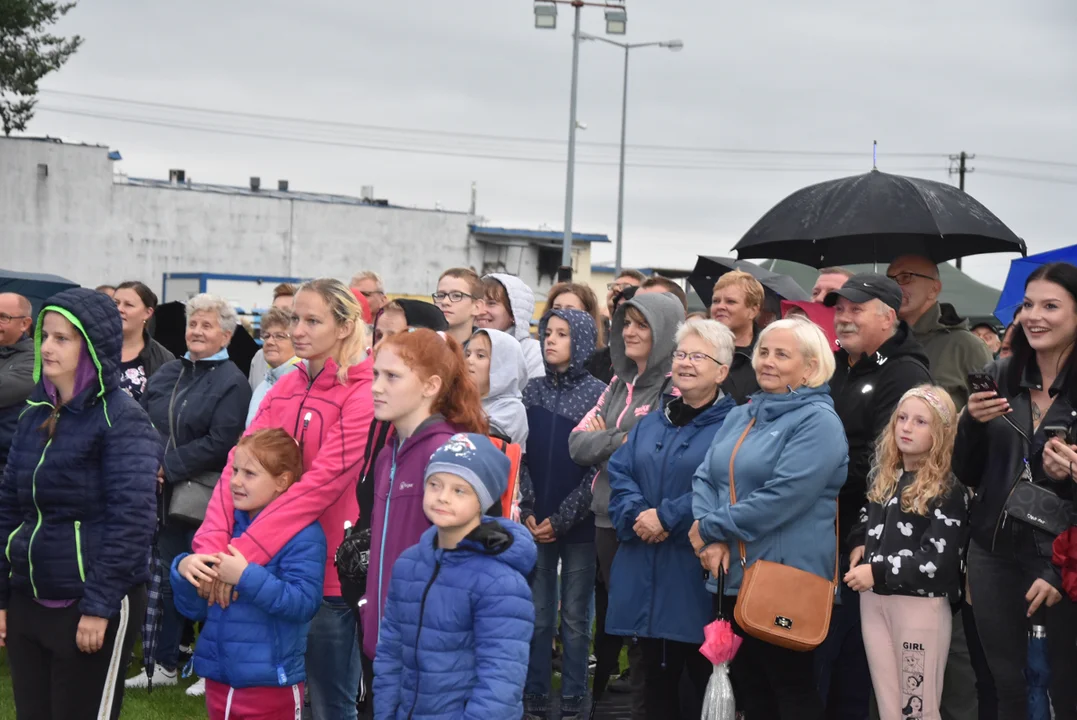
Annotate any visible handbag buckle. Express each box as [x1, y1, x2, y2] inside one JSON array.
[[775, 616, 793, 629]]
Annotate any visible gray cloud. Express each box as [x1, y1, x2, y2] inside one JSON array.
[[29, 0, 1077, 286]]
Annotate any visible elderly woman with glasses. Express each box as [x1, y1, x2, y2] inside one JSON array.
[[605, 317, 739, 719], [247, 307, 301, 426]]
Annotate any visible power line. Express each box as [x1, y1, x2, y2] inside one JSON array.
[[37, 89, 948, 160], [35, 105, 948, 173], [977, 154, 1077, 170], [976, 169, 1077, 186]]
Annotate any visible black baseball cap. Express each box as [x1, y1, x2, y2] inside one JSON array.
[[823, 273, 903, 312]]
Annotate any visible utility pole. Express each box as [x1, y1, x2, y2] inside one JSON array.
[[949, 151, 975, 270]]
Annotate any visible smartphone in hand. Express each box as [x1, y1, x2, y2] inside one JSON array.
[[968, 372, 999, 395]]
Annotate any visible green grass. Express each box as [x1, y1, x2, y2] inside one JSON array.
[[1, 644, 206, 719]]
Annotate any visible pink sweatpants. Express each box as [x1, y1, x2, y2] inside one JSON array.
[[860, 592, 951, 720], [205, 678, 304, 720]]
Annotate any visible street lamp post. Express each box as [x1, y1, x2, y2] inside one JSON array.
[[580, 33, 683, 276], [534, 0, 629, 281]]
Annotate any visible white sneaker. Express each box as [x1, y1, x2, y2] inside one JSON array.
[[185, 677, 206, 697], [125, 664, 178, 689]]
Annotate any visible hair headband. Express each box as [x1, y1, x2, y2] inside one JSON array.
[[900, 387, 953, 427]]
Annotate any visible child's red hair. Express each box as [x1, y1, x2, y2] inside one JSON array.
[[237, 428, 304, 488]]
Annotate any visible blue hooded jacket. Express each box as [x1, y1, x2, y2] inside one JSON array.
[[170, 510, 325, 689], [520, 309, 606, 543], [373, 518, 537, 720], [606, 393, 736, 644], [692, 385, 848, 596], [0, 288, 161, 618]]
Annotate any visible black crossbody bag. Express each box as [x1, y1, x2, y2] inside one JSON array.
[[1001, 416, 1073, 537]]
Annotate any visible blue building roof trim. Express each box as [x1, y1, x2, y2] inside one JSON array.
[[470, 225, 610, 244], [592, 265, 655, 275]]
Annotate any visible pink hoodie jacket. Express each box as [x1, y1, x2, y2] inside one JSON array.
[[193, 357, 374, 597]]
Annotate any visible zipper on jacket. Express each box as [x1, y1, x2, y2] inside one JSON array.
[[74, 520, 85, 582], [407, 558, 443, 720], [647, 427, 682, 635], [27, 437, 55, 597], [541, 387, 562, 519], [375, 444, 399, 638], [5, 522, 23, 567]]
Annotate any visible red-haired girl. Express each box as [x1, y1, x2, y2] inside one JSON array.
[[362, 329, 487, 661]]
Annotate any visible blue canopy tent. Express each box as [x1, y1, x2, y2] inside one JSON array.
[[994, 244, 1077, 325]]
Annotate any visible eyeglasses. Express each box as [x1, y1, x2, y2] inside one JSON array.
[[432, 291, 475, 304], [262, 332, 291, 343], [887, 271, 936, 286], [673, 350, 722, 365], [607, 282, 632, 292], [0, 313, 27, 325], [359, 290, 385, 298]]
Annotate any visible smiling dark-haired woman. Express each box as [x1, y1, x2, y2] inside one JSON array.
[[957, 261, 1077, 719], [0, 287, 161, 720]]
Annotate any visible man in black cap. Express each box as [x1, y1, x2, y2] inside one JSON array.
[[816, 273, 934, 720]]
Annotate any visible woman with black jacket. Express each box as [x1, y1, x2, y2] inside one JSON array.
[[113, 281, 174, 400], [129, 293, 251, 691], [955, 261, 1077, 720], [0, 288, 161, 719]]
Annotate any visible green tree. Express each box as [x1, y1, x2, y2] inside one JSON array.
[[0, 0, 83, 135]]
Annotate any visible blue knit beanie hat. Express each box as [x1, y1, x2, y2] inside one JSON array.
[[424, 433, 509, 512]]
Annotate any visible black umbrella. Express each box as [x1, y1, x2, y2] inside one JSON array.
[[0, 269, 79, 320], [733, 169, 1026, 268], [688, 256, 809, 314]]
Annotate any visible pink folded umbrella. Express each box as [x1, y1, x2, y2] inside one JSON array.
[[700, 580, 743, 720]]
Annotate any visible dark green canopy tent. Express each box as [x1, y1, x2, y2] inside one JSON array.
[[759, 260, 1003, 329]]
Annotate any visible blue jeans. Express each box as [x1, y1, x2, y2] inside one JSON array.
[[525, 541, 596, 717], [305, 597, 361, 720], [156, 524, 197, 671]]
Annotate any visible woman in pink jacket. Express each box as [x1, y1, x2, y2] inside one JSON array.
[[363, 329, 488, 662], [193, 278, 373, 720]]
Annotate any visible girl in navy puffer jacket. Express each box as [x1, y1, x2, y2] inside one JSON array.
[[172, 429, 325, 720], [0, 288, 161, 720]]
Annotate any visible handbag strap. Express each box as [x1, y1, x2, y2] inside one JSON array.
[[166, 367, 185, 453], [727, 415, 840, 585]]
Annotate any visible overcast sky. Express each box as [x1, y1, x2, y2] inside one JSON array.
[[27, 0, 1077, 288]]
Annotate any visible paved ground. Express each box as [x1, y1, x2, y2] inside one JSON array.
[[590, 693, 634, 719]]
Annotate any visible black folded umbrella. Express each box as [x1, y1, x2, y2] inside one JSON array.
[[336, 526, 371, 621], [688, 256, 809, 315], [733, 169, 1026, 268]]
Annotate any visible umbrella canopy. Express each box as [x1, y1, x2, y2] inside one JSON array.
[[0, 269, 80, 320], [688, 256, 809, 315], [734, 170, 1026, 268], [993, 244, 1077, 325]]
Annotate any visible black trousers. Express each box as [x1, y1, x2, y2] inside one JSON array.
[[728, 593, 824, 720], [6, 585, 146, 720], [967, 539, 1077, 720], [595, 526, 645, 720], [638, 637, 711, 720]]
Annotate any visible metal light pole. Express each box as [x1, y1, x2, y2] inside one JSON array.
[[561, 2, 583, 280], [534, 0, 629, 281], [580, 34, 683, 276]]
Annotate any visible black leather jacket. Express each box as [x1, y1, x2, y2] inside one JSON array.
[[953, 356, 1076, 588]]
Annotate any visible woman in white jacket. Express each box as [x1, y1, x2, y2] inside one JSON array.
[[479, 273, 544, 379]]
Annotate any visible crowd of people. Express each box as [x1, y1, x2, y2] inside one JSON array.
[[0, 257, 1074, 720]]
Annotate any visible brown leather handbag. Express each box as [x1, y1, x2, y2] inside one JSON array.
[[728, 418, 839, 652]]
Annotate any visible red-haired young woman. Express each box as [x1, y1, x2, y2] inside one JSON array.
[[362, 329, 487, 661]]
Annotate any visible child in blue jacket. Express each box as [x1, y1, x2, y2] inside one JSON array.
[[171, 429, 325, 720], [374, 434, 537, 720]]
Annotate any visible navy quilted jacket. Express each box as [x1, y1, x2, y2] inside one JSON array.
[[519, 309, 606, 543], [170, 510, 326, 688], [0, 288, 161, 618], [373, 518, 536, 720]]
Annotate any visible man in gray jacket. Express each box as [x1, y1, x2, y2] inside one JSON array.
[[0, 293, 35, 471], [569, 291, 684, 714]]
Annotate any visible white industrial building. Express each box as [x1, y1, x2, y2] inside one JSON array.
[[0, 137, 607, 307]]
